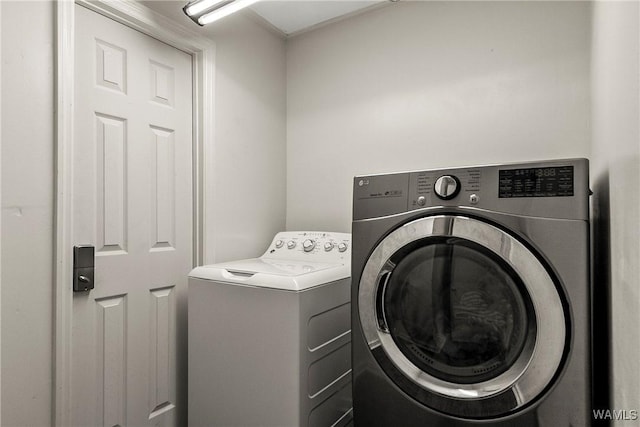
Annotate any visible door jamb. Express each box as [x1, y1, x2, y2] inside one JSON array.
[[54, 1, 215, 424], [0, 2, 3, 421]]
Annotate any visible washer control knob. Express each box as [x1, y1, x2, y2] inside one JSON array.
[[287, 240, 296, 249], [324, 242, 335, 251], [417, 196, 426, 206], [303, 239, 316, 252], [275, 240, 284, 248], [338, 242, 348, 253], [434, 175, 460, 200]]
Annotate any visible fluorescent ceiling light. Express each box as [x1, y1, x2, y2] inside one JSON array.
[[183, 0, 261, 26], [184, 0, 228, 16], [199, 0, 260, 25]]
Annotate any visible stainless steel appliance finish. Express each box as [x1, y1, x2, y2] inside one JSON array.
[[351, 159, 591, 426]]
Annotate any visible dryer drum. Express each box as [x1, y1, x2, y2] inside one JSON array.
[[382, 237, 536, 385], [358, 215, 568, 419]]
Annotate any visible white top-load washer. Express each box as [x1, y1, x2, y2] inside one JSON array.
[[188, 231, 352, 427]]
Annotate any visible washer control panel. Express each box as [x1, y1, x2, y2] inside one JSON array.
[[263, 231, 351, 262]]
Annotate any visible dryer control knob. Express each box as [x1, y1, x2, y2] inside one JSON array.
[[303, 239, 316, 252], [338, 242, 348, 252], [287, 240, 296, 249], [324, 242, 335, 251], [434, 175, 461, 200], [275, 240, 284, 248]]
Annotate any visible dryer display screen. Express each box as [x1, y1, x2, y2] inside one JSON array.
[[499, 166, 573, 198]]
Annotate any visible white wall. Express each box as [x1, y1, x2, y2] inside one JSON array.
[[1, 2, 286, 425], [143, 2, 288, 262], [286, 1, 592, 232], [0, 1, 3, 421], [203, 12, 287, 262], [591, 1, 640, 422], [1, 2, 55, 426]]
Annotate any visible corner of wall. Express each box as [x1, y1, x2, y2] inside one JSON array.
[[0, 0, 3, 422], [590, 1, 640, 421]]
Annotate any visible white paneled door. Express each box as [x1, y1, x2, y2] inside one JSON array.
[[72, 4, 192, 426]]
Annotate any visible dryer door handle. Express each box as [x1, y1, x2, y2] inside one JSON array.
[[375, 271, 392, 333]]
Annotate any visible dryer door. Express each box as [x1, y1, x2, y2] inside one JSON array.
[[358, 215, 568, 419]]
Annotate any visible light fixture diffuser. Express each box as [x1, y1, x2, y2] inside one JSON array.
[[183, 0, 260, 26]]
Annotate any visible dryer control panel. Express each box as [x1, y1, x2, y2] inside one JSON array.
[[262, 231, 351, 263], [408, 168, 481, 208], [353, 158, 589, 221]]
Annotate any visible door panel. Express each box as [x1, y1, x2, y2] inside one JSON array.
[[95, 113, 127, 254], [73, 5, 192, 426], [95, 295, 127, 426]]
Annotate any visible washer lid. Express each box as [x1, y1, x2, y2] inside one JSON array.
[[189, 258, 349, 291]]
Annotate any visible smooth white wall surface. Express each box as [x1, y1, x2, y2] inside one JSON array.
[[204, 13, 287, 262], [0, 1, 3, 421], [144, 2, 287, 262], [591, 1, 640, 422], [1, 2, 54, 426], [286, 1, 592, 232]]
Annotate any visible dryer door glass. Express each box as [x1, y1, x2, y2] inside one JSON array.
[[382, 238, 534, 384]]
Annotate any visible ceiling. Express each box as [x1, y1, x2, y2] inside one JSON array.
[[249, 1, 387, 36]]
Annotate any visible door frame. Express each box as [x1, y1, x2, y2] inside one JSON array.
[[0, 2, 3, 422], [54, 1, 215, 424]]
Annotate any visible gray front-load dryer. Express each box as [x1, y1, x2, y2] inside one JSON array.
[[351, 159, 591, 426]]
